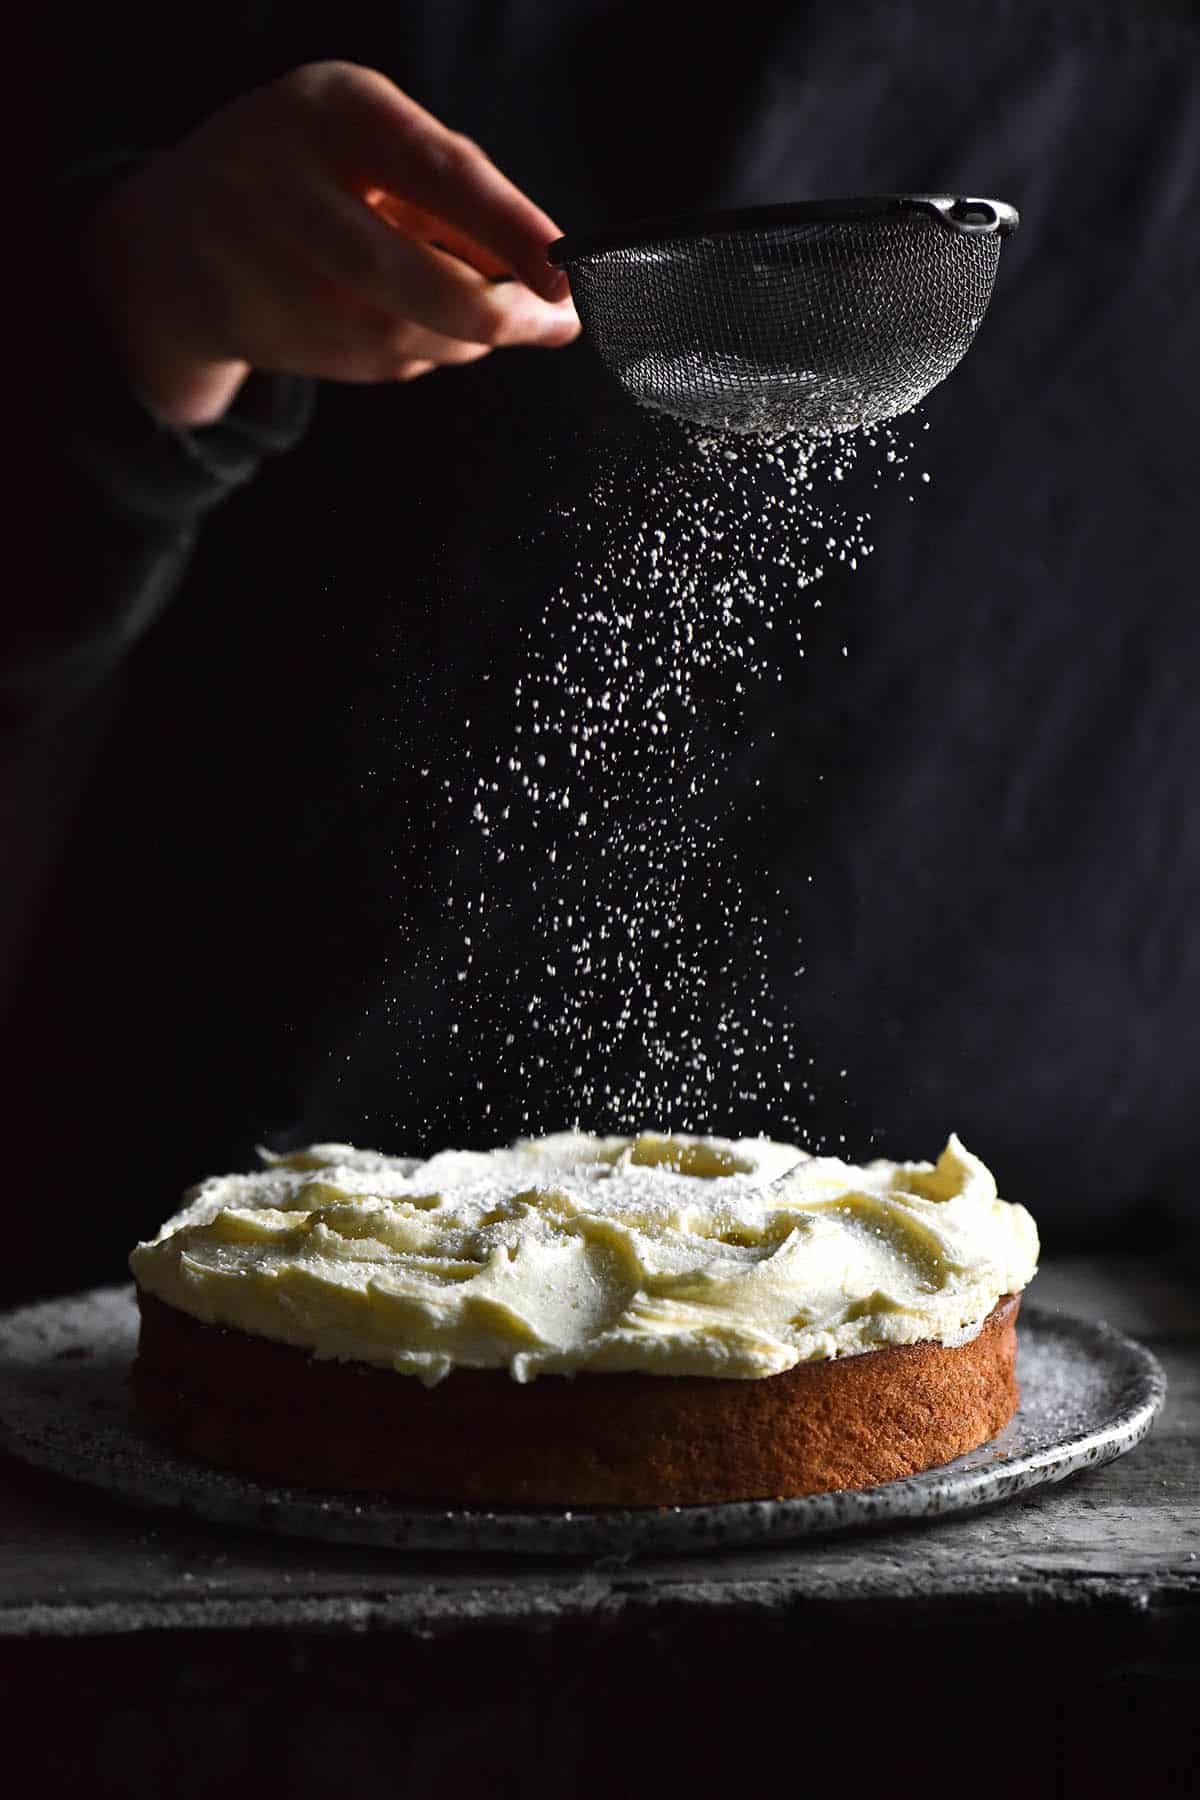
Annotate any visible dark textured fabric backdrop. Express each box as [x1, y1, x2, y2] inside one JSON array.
[[3, 1, 1198, 1285]]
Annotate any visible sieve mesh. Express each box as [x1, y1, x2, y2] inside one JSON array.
[[553, 201, 1013, 436]]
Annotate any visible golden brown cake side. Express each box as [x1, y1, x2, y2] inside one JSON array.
[[131, 1289, 1020, 1506]]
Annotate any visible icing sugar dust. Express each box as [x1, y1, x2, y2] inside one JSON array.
[[437, 416, 927, 1141]]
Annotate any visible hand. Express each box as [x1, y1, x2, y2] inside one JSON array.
[[75, 61, 580, 426]]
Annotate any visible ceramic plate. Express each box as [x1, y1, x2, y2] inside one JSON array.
[[0, 1285, 1165, 1558]]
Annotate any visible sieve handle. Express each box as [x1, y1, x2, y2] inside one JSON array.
[[924, 196, 1019, 236]]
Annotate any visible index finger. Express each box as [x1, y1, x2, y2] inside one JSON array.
[[307, 65, 570, 303]]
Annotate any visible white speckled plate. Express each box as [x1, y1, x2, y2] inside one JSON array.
[[0, 1285, 1165, 1559]]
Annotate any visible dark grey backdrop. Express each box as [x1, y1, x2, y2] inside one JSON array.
[[4, 0, 1198, 1290]]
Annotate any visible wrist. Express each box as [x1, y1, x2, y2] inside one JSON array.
[[121, 352, 253, 431]]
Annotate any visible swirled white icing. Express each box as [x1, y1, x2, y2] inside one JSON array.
[[130, 1131, 1038, 1385]]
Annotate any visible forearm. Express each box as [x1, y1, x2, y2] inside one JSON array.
[[0, 155, 313, 735], [0, 374, 311, 736]]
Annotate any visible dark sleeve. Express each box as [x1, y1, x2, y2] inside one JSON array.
[[0, 150, 314, 737]]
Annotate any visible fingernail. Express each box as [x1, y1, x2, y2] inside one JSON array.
[[544, 266, 570, 303]]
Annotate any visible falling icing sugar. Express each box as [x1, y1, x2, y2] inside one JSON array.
[[425, 415, 928, 1141]]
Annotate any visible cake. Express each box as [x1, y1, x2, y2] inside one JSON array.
[[129, 1131, 1039, 1506]]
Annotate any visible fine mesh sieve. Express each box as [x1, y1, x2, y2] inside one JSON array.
[[548, 195, 1018, 436]]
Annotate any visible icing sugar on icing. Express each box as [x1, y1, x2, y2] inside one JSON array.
[[130, 1130, 1039, 1385]]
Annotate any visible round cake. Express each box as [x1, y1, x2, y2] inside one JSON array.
[[129, 1130, 1039, 1506]]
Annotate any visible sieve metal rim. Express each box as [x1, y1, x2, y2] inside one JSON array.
[[548, 194, 1018, 267]]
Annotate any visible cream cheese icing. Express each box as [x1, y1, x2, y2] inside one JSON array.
[[130, 1131, 1038, 1385], [126, 1130, 1036, 1382]]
